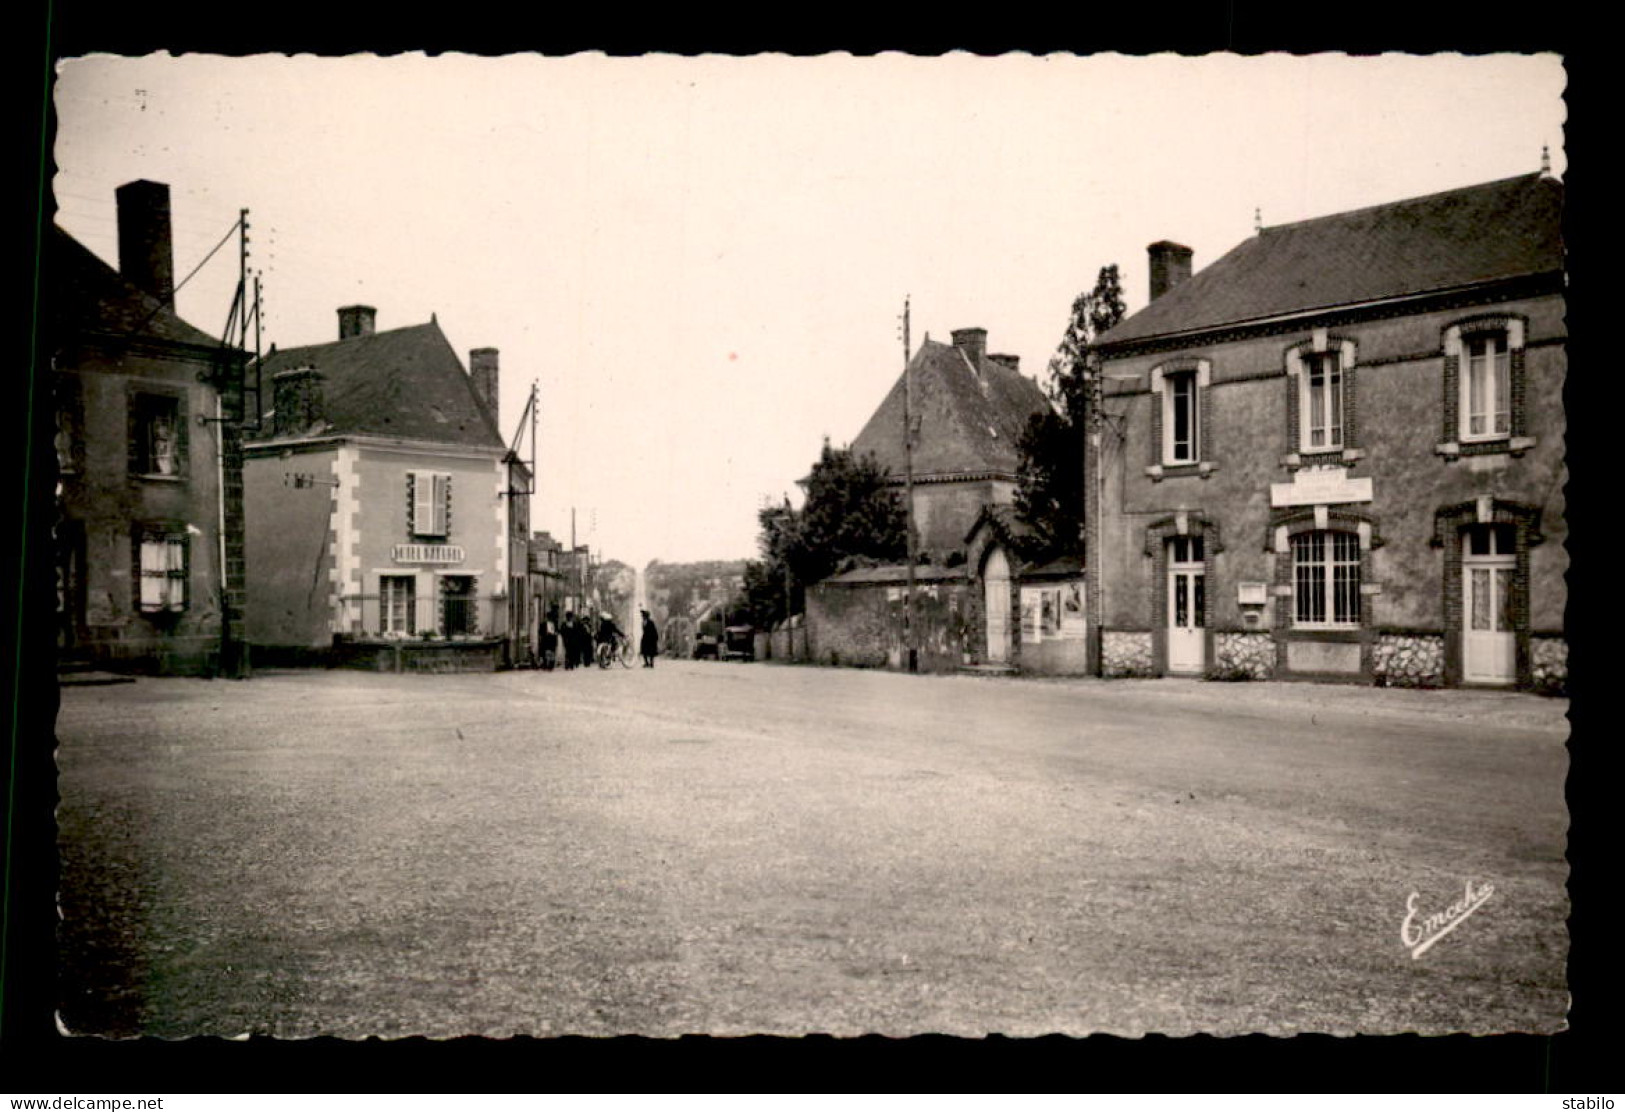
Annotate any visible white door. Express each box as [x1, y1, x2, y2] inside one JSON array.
[[1167, 536, 1205, 674], [985, 546, 1011, 664], [1463, 527, 1516, 684]]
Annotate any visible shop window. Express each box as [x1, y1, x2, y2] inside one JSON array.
[[1292, 530, 1361, 628]]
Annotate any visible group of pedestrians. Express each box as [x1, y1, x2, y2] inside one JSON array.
[[536, 608, 660, 670]]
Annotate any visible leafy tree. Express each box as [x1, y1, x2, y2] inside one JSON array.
[[1015, 264, 1125, 557], [744, 443, 907, 626]]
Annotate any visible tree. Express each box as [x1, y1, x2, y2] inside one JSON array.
[[1015, 264, 1126, 557], [744, 443, 908, 627]]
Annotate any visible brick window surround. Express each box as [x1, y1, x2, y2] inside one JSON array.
[[1147, 358, 1215, 481], [1437, 315, 1535, 460], [1432, 498, 1544, 686], [1144, 512, 1222, 674], [1282, 333, 1361, 468], [1267, 508, 1383, 673]]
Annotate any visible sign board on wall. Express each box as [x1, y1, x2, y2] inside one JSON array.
[[1237, 581, 1268, 606], [1022, 582, 1087, 643], [1269, 467, 1373, 508]]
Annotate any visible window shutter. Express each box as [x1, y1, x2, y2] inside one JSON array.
[[439, 473, 452, 537], [128, 392, 142, 475], [412, 470, 437, 537], [173, 391, 189, 476]]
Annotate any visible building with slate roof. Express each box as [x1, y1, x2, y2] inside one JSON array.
[[848, 327, 1050, 559], [1085, 171, 1566, 690], [243, 306, 520, 669], [46, 181, 249, 675]]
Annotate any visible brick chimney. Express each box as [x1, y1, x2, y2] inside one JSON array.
[[272, 367, 324, 435], [951, 327, 988, 375], [338, 305, 377, 339], [469, 348, 499, 428], [115, 180, 174, 304], [987, 353, 1020, 374], [1147, 241, 1194, 302]]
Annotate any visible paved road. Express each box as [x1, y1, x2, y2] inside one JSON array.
[[54, 661, 1569, 1037]]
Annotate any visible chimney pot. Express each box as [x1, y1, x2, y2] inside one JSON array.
[[1147, 241, 1194, 302], [469, 348, 500, 430], [951, 327, 988, 375], [115, 180, 175, 304], [338, 305, 377, 339]]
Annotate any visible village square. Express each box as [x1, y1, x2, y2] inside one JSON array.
[[31, 53, 1575, 1045]]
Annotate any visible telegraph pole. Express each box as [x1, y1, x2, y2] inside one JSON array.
[[901, 296, 917, 674]]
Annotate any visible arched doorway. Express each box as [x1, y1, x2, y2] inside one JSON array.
[[984, 545, 1011, 664]]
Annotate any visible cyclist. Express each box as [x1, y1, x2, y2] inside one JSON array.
[[594, 613, 627, 667]]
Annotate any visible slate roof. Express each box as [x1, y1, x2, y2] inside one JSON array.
[[849, 338, 1051, 479], [252, 320, 503, 449], [46, 225, 223, 351], [820, 563, 965, 586], [1097, 173, 1564, 349]]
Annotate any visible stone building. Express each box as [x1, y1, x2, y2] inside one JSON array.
[[1086, 171, 1565, 690], [848, 327, 1050, 560], [47, 180, 249, 675], [243, 308, 515, 670]]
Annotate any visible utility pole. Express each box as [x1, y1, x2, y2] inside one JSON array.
[[901, 296, 917, 674]]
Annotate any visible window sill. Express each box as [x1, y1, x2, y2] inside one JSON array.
[[1286, 626, 1363, 640], [1147, 461, 1216, 482], [132, 473, 186, 483], [1435, 436, 1536, 460]]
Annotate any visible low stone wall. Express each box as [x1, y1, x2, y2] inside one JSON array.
[[1530, 636, 1568, 696], [1101, 630, 1154, 677], [332, 638, 504, 673], [1371, 632, 1445, 688], [1210, 631, 1275, 680]]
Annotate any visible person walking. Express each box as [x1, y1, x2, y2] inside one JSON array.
[[560, 611, 580, 670], [640, 609, 659, 668]]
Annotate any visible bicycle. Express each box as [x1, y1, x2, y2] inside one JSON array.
[[596, 633, 633, 669]]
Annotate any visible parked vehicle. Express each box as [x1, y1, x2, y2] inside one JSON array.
[[721, 625, 755, 662], [692, 617, 723, 660]]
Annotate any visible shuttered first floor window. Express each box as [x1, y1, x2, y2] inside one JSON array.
[[408, 470, 452, 538], [135, 526, 188, 613], [1291, 530, 1360, 627]]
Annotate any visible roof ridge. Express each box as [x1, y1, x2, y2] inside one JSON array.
[[1260, 172, 1545, 234]]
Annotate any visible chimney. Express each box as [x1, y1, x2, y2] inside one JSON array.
[[271, 367, 324, 435], [115, 180, 174, 304], [951, 327, 988, 375], [987, 353, 1020, 375], [338, 305, 377, 339], [1147, 241, 1194, 302], [469, 348, 500, 428]]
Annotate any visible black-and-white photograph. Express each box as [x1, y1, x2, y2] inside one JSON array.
[[37, 50, 1570, 1042]]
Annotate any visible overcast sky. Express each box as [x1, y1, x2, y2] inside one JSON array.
[[52, 53, 1565, 567]]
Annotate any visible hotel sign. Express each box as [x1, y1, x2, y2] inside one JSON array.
[[1270, 467, 1372, 508], [393, 543, 465, 564]]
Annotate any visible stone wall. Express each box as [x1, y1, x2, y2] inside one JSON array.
[[1210, 631, 1275, 680], [1530, 635, 1568, 696], [1371, 632, 1445, 688], [1101, 630, 1154, 677]]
